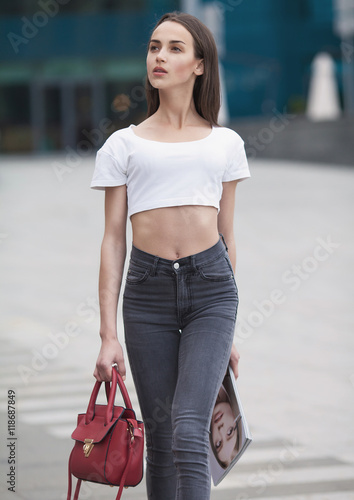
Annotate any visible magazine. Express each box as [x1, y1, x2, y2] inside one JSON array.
[[209, 365, 252, 486]]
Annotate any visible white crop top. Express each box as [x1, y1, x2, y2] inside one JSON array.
[[90, 124, 250, 218]]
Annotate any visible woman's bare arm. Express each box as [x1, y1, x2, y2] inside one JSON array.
[[218, 180, 241, 379], [93, 185, 128, 382], [218, 180, 237, 270]]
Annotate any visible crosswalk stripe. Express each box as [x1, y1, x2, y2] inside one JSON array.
[[213, 478, 354, 498], [0, 395, 94, 412], [21, 410, 80, 425], [234, 455, 348, 471], [254, 492, 354, 500], [15, 380, 138, 398], [0, 369, 137, 392], [0, 367, 84, 387], [17, 382, 94, 396], [47, 424, 79, 439], [212, 464, 354, 490], [0, 392, 140, 412]]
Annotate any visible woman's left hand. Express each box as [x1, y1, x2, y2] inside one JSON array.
[[229, 343, 240, 379]]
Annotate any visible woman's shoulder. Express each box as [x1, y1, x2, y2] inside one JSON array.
[[213, 125, 245, 144], [102, 125, 133, 145], [98, 125, 134, 156]]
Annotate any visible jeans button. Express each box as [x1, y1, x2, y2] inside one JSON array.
[[173, 262, 180, 270]]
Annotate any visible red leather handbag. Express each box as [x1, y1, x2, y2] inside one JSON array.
[[67, 366, 144, 500]]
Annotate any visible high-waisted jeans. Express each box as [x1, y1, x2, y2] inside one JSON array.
[[122, 237, 238, 500]]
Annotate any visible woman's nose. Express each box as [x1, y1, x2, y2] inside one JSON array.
[[156, 50, 167, 63]]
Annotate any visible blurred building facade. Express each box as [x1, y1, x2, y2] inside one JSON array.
[[0, 0, 340, 153]]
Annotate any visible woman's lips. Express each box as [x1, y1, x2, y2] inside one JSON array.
[[214, 411, 223, 423], [153, 67, 167, 74]]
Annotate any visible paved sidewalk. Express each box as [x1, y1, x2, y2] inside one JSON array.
[[0, 155, 353, 499]]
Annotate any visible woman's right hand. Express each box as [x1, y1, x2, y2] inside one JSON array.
[[93, 337, 126, 382]]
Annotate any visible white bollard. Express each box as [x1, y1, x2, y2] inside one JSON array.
[[306, 52, 341, 121]]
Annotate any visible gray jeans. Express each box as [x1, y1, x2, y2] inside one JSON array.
[[123, 237, 238, 500]]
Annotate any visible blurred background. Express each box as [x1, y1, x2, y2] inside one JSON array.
[[1, 2, 354, 500], [0, 0, 353, 163]]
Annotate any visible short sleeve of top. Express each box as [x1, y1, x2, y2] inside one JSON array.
[[221, 129, 250, 183], [90, 129, 129, 189]]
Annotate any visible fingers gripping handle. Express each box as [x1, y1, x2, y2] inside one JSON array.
[[85, 366, 132, 425]]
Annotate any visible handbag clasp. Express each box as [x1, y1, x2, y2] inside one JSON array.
[[83, 439, 94, 458], [127, 421, 134, 443]]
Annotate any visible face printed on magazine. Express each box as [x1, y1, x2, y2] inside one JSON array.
[[210, 384, 242, 468]]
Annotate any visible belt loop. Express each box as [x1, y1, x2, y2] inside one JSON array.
[[219, 232, 228, 252], [151, 256, 159, 276], [191, 254, 196, 270]]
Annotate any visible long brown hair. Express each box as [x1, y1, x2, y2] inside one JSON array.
[[145, 12, 221, 126]]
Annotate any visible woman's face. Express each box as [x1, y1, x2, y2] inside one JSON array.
[[146, 21, 203, 91], [211, 401, 238, 465]]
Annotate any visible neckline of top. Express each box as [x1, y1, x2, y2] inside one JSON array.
[[128, 124, 215, 144]]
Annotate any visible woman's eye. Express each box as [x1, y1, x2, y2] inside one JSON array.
[[150, 45, 158, 52], [171, 46, 181, 52], [227, 427, 235, 437], [215, 440, 221, 450]]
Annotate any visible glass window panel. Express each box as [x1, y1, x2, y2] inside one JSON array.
[[0, 84, 31, 152]]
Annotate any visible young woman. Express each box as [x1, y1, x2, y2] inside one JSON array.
[[91, 11, 250, 500]]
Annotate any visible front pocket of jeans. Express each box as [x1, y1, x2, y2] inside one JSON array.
[[198, 257, 234, 282], [126, 263, 150, 285]]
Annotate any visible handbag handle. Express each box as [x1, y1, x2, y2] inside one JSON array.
[[85, 366, 132, 426]]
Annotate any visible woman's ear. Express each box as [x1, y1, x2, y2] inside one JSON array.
[[194, 59, 204, 76]]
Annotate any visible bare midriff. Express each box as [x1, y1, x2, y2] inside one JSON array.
[[130, 205, 220, 260]]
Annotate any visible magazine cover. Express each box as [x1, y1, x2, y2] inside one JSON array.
[[209, 365, 252, 486]]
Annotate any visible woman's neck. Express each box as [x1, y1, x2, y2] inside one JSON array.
[[155, 87, 203, 129]]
